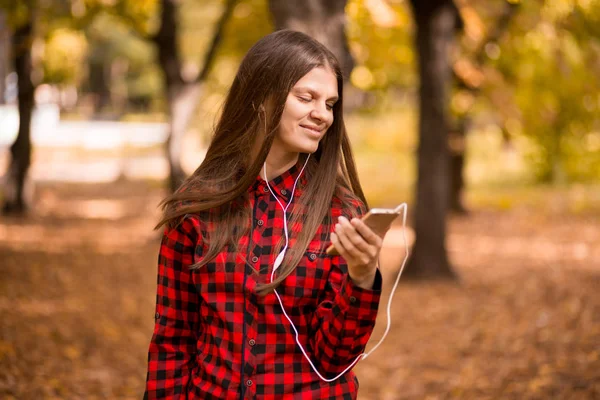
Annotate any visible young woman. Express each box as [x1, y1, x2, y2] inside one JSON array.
[[144, 29, 387, 400]]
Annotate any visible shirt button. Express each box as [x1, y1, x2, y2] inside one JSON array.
[[249, 339, 256, 346], [251, 256, 259, 263], [257, 219, 264, 226], [308, 253, 317, 261], [155, 312, 160, 320], [349, 296, 357, 304], [263, 186, 269, 193], [246, 379, 253, 387], [281, 189, 288, 195]]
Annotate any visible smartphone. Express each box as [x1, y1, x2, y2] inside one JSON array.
[[326, 207, 402, 256]]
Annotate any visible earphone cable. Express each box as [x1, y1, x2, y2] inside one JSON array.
[[263, 158, 410, 382]]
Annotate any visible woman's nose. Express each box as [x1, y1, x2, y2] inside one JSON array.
[[310, 103, 329, 122]]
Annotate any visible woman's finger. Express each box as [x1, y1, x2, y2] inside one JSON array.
[[338, 216, 371, 253], [335, 221, 362, 259], [330, 232, 345, 256], [331, 231, 355, 261], [351, 218, 384, 248]]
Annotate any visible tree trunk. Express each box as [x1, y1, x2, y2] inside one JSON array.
[[268, 0, 354, 80], [449, 120, 468, 214], [88, 55, 111, 116], [0, 11, 8, 105], [403, 0, 459, 279], [268, 0, 374, 110], [3, 19, 34, 215], [154, 0, 187, 192], [154, 0, 235, 193]]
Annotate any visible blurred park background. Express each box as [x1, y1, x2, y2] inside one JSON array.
[[1, 0, 599, 399]]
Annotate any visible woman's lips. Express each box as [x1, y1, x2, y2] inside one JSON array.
[[300, 125, 322, 137]]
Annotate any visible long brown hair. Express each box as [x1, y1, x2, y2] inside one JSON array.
[[156, 29, 367, 294]]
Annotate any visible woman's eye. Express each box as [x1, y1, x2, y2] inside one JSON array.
[[326, 104, 334, 111], [299, 97, 312, 103]]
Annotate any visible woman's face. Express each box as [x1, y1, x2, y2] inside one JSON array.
[[272, 66, 339, 158]]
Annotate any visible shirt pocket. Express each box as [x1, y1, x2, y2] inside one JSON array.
[[280, 246, 330, 315]]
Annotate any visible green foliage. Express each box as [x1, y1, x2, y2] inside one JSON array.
[[79, 0, 160, 106], [1, 0, 161, 105], [4, 0, 600, 184], [346, 0, 415, 91], [112, 0, 159, 37], [43, 28, 88, 85], [469, 0, 600, 183], [1, 0, 72, 31], [0, 0, 31, 29]]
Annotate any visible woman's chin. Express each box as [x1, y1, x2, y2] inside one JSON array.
[[286, 143, 318, 155], [304, 138, 322, 153], [301, 144, 319, 154]]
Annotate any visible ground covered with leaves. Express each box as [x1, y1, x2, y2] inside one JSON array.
[[1, 181, 598, 399]]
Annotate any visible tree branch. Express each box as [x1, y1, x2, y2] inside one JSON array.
[[196, 0, 238, 83]]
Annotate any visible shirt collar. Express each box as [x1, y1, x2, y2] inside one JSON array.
[[251, 161, 307, 201]]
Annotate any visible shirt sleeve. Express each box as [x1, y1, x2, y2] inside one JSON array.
[[144, 215, 202, 400], [307, 197, 382, 376]]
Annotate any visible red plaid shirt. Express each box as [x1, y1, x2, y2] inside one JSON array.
[[144, 163, 382, 399]]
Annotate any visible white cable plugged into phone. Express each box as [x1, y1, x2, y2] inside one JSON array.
[[264, 158, 410, 382]]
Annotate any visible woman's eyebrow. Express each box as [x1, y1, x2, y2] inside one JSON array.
[[294, 87, 339, 102]]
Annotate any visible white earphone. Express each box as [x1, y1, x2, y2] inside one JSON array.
[[263, 155, 410, 382]]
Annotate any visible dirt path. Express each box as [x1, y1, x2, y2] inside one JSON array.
[[1, 181, 598, 399]]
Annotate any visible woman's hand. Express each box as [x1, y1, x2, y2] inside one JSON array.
[[330, 216, 386, 290]]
